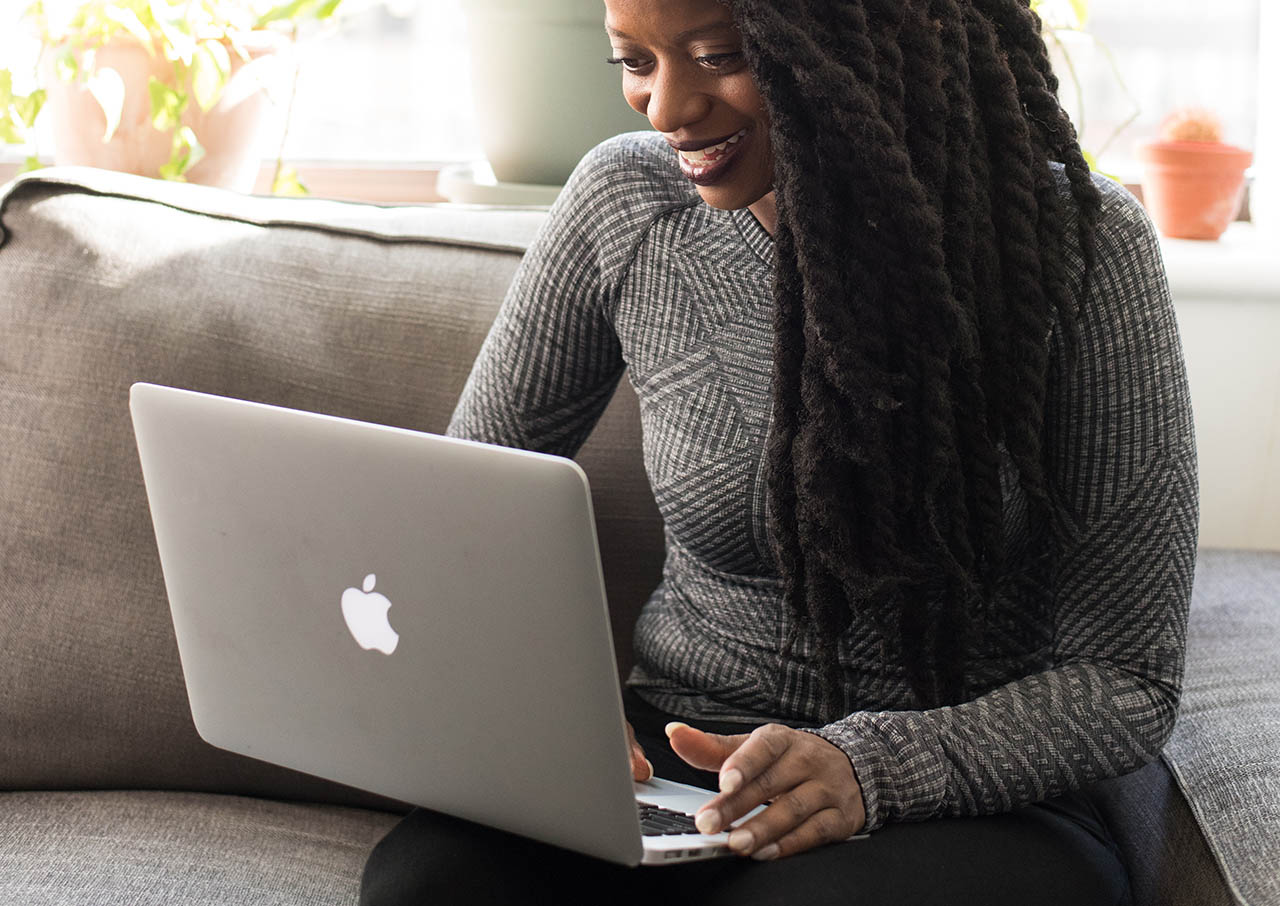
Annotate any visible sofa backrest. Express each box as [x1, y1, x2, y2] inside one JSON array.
[[0, 168, 664, 809]]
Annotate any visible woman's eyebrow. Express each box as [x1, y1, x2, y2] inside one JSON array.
[[605, 22, 738, 43]]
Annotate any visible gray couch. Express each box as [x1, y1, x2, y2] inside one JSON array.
[[1, 167, 1276, 906]]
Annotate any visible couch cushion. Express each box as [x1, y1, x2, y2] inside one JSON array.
[[1091, 758, 1233, 906], [0, 790, 398, 905], [1159, 548, 1280, 906], [0, 168, 664, 800]]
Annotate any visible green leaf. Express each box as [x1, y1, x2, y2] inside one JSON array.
[[0, 117, 23, 144], [104, 6, 155, 54], [149, 76, 187, 131], [1070, 0, 1090, 27], [87, 66, 126, 141], [254, 0, 314, 27], [15, 89, 46, 128], [272, 164, 309, 196], [20, 154, 43, 174], [314, 0, 342, 20], [55, 49, 79, 82], [0, 70, 12, 108], [159, 125, 204, 181], [191, 40, 230, 112]]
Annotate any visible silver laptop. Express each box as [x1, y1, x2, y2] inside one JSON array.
[[129, 381, 765, 866]]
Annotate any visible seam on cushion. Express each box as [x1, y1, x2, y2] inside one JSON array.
[[0, 172, 540, 254], [1160, 751, 1249, 906]]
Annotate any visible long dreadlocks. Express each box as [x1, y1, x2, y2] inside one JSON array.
[[729, 0, 1102, 717]]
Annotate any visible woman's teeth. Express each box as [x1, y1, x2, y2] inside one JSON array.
[[678, 129, 747, 165]]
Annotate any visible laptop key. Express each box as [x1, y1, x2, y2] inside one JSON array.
[[637, 801, 701, 836]]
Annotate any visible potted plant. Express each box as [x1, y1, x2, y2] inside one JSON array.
[[0, 0, 344, 194], [1136, 107, 1253, 240], [458, 0, 650, 188]]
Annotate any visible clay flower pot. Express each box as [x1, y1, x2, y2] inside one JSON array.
[[1136, 140, 1253, 240], [40, 31, 292, 192]]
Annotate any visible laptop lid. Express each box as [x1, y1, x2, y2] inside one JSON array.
[[129, 382, 646, 865]]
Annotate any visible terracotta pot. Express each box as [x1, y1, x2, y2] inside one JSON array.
[[40, 31, 292, 191], [1136, 140, 1253, 240]]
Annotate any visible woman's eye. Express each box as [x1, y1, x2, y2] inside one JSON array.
[[605, 56, 648, 73], [697, 52, 744, 70]]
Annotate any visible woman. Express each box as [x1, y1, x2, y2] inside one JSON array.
[[361, 0, 1197, 902]]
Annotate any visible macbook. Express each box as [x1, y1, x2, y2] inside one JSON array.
[[129, 381, 766, 865]]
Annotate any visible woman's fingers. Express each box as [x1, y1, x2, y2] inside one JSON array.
[[741, 802, 853, 862], [665, 722, 751, 772], [686, 725, 865, 861], [692, 725, 809, 833], [625, 720, 653, 782]]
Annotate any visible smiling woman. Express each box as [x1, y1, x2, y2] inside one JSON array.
[[604, 4, 775, 227], [359, 0, 1196, 903]]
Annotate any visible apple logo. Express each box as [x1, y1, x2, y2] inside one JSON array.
[[341, 573, 400, 654]]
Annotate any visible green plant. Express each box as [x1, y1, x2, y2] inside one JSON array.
[[1030, 0, 1140, 179], [0, 0, 344, 193]]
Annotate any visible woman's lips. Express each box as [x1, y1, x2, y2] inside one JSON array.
[[675, 128, 750, 186]]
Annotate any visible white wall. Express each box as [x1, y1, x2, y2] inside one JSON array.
[[1164, 224, 1280, 550]]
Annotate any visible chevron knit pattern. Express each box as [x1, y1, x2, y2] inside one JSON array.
[[446, 132, 1199, 832]]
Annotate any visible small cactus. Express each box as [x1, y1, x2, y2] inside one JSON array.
[[1158, 107, 1225, 144]]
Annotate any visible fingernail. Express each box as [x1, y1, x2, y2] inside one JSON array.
[[752, 843, 780, 861], [665, 721, 689, 738], [694, 808, 720, 835], [644, 758, 654, 780], [727, 829, 754, 852], [720, 767, 742, 794]]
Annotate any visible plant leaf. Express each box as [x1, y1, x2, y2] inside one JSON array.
[[104, 5, 155, 54], [87, 66, 126, 142], [0, 70, 12, 109], [1070, 0, 1090, 27], [55, 48, 79, 82], [20, 154, 43, 173], [159, 125, 204, 181], [272, 164, 309, 196], [254, 0, 313, 27], [191, 41, 230, 112], [314, 0, 342, 20], [0, 118, 23, 144], [149, 76, 187, 131], [15, 89, 47, 128]]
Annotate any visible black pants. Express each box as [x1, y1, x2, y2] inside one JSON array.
[[360, 689, 1132, 906]]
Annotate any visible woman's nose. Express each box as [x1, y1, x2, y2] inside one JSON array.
[[641, 65, 711, 135]]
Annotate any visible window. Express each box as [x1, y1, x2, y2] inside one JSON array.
[[1039, 0, 1261, 182], [283, 0, 481, 165]]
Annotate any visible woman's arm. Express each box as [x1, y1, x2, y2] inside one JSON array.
[[445, 143, 630, 456], [808, 184, 1198, 831]]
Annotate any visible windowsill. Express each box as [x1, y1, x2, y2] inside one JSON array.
[[0, 159, 450, 204], [1160, 222, 1280, 302]]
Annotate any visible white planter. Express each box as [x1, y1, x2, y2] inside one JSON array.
[[461, 0, 651, 186]]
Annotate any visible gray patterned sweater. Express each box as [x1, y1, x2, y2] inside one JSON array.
[[446, 131, 1199, 832]]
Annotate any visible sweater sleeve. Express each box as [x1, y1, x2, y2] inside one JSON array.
[[444, 144, 628, 456], [808, 184, 1199, 832]]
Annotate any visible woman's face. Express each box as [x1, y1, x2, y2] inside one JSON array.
[[603, 0, 775, 225]]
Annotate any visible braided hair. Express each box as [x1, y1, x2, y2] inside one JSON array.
[[728, 0, 1102, 717]]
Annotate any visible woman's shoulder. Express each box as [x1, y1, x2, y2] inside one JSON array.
[[1049, 161, 1162, 262], [1046, 161, 1169, 316], [559, 131, 701, 224]]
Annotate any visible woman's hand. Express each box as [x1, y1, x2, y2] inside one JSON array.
[[667, 722, 865, 860], [627, 720, 654, 781]]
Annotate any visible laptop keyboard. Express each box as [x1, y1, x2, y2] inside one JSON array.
[[637, 801, 702, 836]]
